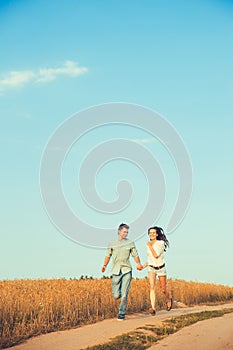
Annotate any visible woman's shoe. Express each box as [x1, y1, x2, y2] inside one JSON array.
[[167, 297, 173, 311], [149, 308, 156, 315]]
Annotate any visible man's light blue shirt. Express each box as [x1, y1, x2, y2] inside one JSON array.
[[106, 238, 139, 275]]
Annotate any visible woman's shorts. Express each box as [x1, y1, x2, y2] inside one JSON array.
[[148, 265, 166, 277]]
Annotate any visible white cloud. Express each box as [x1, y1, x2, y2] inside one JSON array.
[[0, 71, 35, 89], [0, 60, 88, 92], [37, 60, 88, 82]]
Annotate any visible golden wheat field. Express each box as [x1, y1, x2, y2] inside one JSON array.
[[0, 277, 233, 348]]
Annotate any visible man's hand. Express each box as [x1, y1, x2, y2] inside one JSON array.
[[137, 263, 143, 270], [101, 257, 110, 273]]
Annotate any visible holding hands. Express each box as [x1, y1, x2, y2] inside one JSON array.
[[136, 263, 144, 270], [137, 262, 148, 270]]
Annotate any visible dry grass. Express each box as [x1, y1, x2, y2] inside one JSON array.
[[0, 277, 233, 348]]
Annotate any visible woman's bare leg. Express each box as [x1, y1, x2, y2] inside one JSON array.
[[158, 275, 172, 308], [148, 271, 156, 310]]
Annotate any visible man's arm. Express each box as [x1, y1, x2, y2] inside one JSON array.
[[101, 256, 111, 273], [130, 243, 143, 270], [101, 244, 112, 273], [134, 255, 143, 270]]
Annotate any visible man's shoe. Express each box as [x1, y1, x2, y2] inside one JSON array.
[[149, 308, 156, 315], [117, 315, 125, 321]]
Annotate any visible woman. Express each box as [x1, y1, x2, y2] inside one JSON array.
[[142, 226, 172, 315]]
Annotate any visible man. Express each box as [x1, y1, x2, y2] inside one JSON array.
[[101, 223, 143, 320]]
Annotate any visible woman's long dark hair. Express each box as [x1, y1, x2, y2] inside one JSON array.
[[148, 226, 169, 251]]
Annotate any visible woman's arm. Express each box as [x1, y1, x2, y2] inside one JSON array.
[[142, 261, 148, 269], [147, 241, 159, 259]]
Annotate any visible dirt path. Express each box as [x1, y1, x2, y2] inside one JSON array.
[[150, 311, 233, 350], [9, 303, 233, 350]]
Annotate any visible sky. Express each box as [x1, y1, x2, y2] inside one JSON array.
[[1, 0, 233, 285]]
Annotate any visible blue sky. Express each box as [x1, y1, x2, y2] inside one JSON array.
[[1, 0, 233, 285]]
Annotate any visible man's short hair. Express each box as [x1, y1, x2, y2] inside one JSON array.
[[118, 223, 129, 231]]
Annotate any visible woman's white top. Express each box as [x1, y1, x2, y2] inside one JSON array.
[[147, 240, 165, 267]]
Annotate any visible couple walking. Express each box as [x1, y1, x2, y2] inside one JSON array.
[[101, 223, 172, 321]]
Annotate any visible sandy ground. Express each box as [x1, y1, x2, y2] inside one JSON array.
[[9, 303, 233, 350]]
